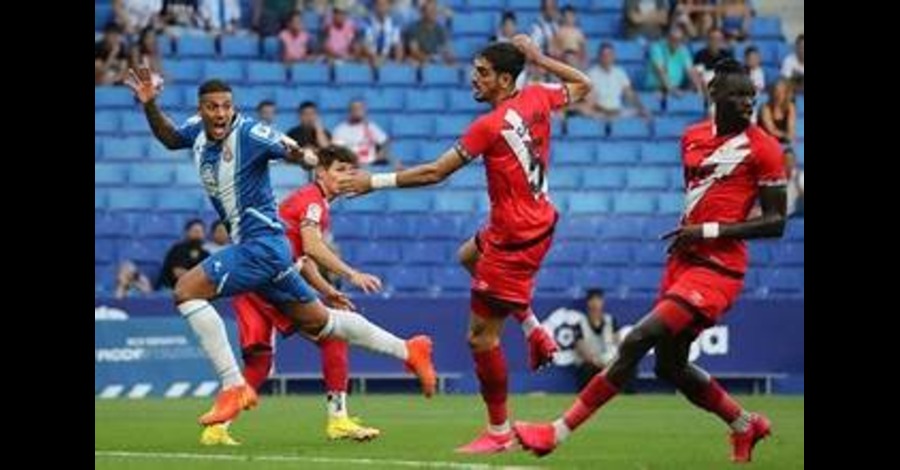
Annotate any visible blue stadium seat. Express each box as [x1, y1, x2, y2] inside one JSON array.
[[796, 118, 804, 140], [387, 267, 432, 292], [596, 142, 640, 164], [120, 112, 150, 134], [760, 268, 803, 293], [640, 142, 680, 164], [770, 243, 804, 266], [156, 85, 183, 108], [588, 242, 632, 265], [364, 89, 405, 112], [637, 92, 664, 114], [95, 4, 114, 29], [117, 240, 159, 263], [432, 266, 470, 293], [507, 0, 540, 10], [654, 117, 697, 139], [641, 215, 679, 240], [405, 89, 446, 112], [246, 61, 287, 83], [331, 215, 371, 239], [554, 141, 596, 165], [387, 191, 432, 212], [622, 268, 661, 293], [390, 140, 420, 162], [613, 193, 657, 214], [574, 268, 619, 293], [202, 60, 244, 82], [536, 268, 573, 292], [156, 191, 206, 211], [609, 40, 645, 63], [454, 37, 489, 60], [599, 217, 643, 239], [626, 168, 669, 189], [108, 189, 155, 210], [453, 12, 496, 36], [666, 93, 705, 114], [633, 242, 666, 266], [567, 117, 605, 138], [402, 242, 448, 265], [748, 242, 772, 266], [549, 168, 581, 190], [657, 192, 684, 214], [318, 89, 357, 112], [391, 115, 433, 137], [466, 0, 499, 9], [749, 16, 783, 39], [95, 111, 119, 134], [610, 118, 651, 139], [95, 164, 128, 186], [290, 63, 330, 84], [786, 219, 804, 240], [342, 192, 389, 213], [434, 192, 478, 212], [128, 165, 173, 186], [334, 63, 374, 85], [378, 63, 418, 85], [422, 65, 460, 85], [568, 193, 612, 214], [95, 212, 133, 237], [163, 59, 203, 82], [585, 13, 620, 36], [262, 36, 280, 60], [419, 140, 453, 160], [95, 87, 134, 107], [546, 242, 587, 266], [173, 164, 200, 185], [418, 215, 463, 240], [103, 137, 147, 160], [581, 168, 625, 190], [450, 89, 490, 112], [220, 36, 259, 58], [177, 36, 217, 57], [556, 216, 599, 239], [435, 115, 471, 137], [135, 213, 181, 238], [95, 239, 116, 264], [355, 242, 402, 265], [95, 189, 107, 210]]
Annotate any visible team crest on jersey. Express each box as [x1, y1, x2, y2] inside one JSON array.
[[200, 162, 218, 193], [222, 144, 234, 162]]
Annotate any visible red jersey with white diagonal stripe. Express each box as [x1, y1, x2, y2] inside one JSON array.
[[679, 120, 786, 273], [278, 182, 331, 259], [455, 84, 568, 246]]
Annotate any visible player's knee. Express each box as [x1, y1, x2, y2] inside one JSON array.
[[467, 328, 499, 352], [172, 280, 191, 304], [618, 325, 657, 359]]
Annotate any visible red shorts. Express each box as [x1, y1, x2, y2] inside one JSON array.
[[470, 229, 554, 308], [654, 257, 744, 335], [232, 293, 297, 351]]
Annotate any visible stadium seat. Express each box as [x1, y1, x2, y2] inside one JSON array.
[[581, 168, 625, 190], [378, 63, 418, 85], [220, 36, 259, 58], [246, 61, 287, 83], [421, 65, 460, 85]]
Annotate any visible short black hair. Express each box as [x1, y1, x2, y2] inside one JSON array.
[[198, 79, 232, 97], [256, 100, 276, 111], [744, 46, 759, 57], [586, 288, 605, 301], [317, 145, 359, 169], [299, 101, 317, 112], [708, 57, 748, 90], [477, 42, 525, 83], [599, 41, 613, 53], [561, 4, 575, 14], [501, 10, 516, 22], [210, 220, 227, 232], [184, 218, 205, 232]]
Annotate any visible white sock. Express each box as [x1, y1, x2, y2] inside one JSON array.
[[488, 421, 511, 435], [178, 300, 244, 388], [321, 308, 409, 361], [520, 314, 540, 337], [552, 418, 571, 444], [327, 391, 348, 419], [730, 410, 752, 433]]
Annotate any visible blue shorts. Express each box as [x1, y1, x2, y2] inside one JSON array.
[[200, 235, 317, 306]]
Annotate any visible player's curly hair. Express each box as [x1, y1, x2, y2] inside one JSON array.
[[478, 42, 525, 85], [317, 144, 358, 169]]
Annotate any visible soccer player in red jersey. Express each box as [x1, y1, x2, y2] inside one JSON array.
[[513, 59, 788, 463], [337, 35, 593, 453], [201, 146, 406, 445]]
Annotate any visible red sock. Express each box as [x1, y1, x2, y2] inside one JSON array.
[[473, 346, 508, 427], [319, 338, 349, 393], [242, 351, 272, 390], [688, 378, 742, 423], [563, 373, 619, 430]]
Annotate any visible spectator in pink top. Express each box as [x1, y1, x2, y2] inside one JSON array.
[[280, 11, 314, 63], [322, 5, 360, 62]]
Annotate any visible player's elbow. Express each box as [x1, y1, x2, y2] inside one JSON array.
[[569, 81, 593, 103]]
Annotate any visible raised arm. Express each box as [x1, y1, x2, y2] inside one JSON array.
[[511, 34, 593, 103], [124, 66, 184, 149]]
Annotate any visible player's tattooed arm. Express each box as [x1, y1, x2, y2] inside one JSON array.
[[511, 34, 593, 103], [662, 185, 787, 251], [124, 66, 184, 149]]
